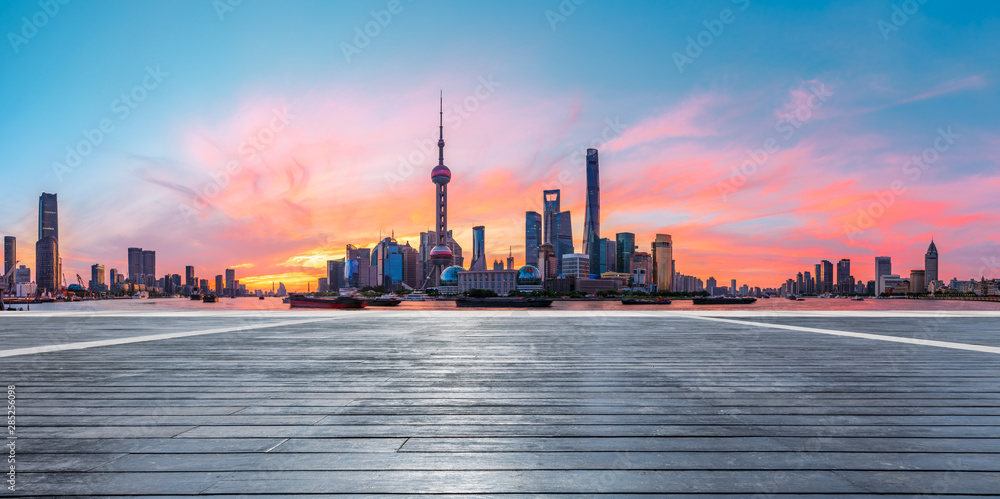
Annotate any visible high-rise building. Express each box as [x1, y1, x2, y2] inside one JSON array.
[[582, 148, 600, 255], [630, 251, 652, 288], [401, 243, 420, 289], [537, 242, 558, 282], [346, 245, 372, 289], [706, 277, 717, 295], [470, 225, 486, 271], [836, 259, 851, 293], [127, 247, 143, 284], [562, 253, 590, 279], [875, 256, 891, 291], [525, 211, 541, 267], [615, 233, 636, 276], [925, 240, 938, 283], [199, 279, 209, 293], [604, 238, 616, 274], [910, 269, 926, 294], [225, 268, 236, 294], [542, 189, 574, 275], [318, 277, 329, 293], [731, 278, 737, 295], [38, 192, 58, 241], [819, 260, 833, 293], [215, 275, 224, 294], [90, 264, 105, 291], [185, 266, 196, 287], [14, 265, 30, 285], [428, 93, 455, 285], [803, 271, 813, 294], [109, 269, 119, 289], [543, 190, 560, 246], [35, 237, 58, 294], [651, 234, 673, 291], [142, 250, 156, 286], [326, 259, 345, 291], [4, 236, 15, 276]]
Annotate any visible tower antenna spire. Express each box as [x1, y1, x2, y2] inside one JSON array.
[[438, 90, 445, 166]]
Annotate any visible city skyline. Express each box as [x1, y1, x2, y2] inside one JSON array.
[[2, 1, 998, 290]]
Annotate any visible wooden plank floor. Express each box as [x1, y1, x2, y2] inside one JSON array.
[[3, 310, 999, 496]]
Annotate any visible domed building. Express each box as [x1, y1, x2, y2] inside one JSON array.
[[438, 265, 465, 294], [516, 265, 543, 291]]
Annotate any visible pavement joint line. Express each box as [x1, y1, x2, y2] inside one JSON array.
[[675, 313, 1000, 355], [0, 316, 344, 358]]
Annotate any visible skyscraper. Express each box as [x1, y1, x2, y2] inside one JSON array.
[[836, 259, 851, 293], [142, 250, 156, 286], [35, 237, 58, 294], [127, 248, 143, 284], [470, 225, 486, 271], [428, 93, 454, 285], [875, 256, 892, 291], [651, 234, 673, 291], [215, 275, 224, 294], [90, 264, 105, 291], [525, 211, 541, 266], [346, 245, 372, 288], [604, 238, 616, 274], [615, 233, 636, 276], [38, 192, 58, 241], [225, 268, 236, 294], [819, 260, 833, 293], [4, 236, 15, 275], [582, 148, 600, 255], [327, 259, 345, 291], [185, 266, 196, 287], [36, 193, 59, 295], [541, 189, 574, 274], [925, 240, 938, 283]]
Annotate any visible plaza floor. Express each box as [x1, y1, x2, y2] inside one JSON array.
[[3, 310, 999, 496]]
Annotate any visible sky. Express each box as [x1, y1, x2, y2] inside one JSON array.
[[1, 0, 998, 291]]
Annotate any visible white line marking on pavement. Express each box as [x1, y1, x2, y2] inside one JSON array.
[[0, 317, 340, 359], [679, 314, 1000, 355]]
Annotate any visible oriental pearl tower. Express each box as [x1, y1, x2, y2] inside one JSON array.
[[428, 93, 453, 283]]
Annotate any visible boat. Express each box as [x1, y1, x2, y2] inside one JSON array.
[[190, 293, 201, 300], [787, 294, 799, 300], [133, 291, 149, 299], [620, 298, 671, 305], [851, 296, 865, 301], [455, 297, 553, 308], [691, 296, 757, 305], [401, 291, 429, 301], [202, 295, 219, 303], [288, 294, 366, 309], [281, 297, 290, 304], [368, 296, 402, 306], [258, 296, 265, 300]]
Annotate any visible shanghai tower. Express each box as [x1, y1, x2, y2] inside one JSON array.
[[583, 148, 600, 256]]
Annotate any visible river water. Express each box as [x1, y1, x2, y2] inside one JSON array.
[[18, 296, 1000, 313]]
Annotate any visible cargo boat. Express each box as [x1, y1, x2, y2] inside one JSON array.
[[202, 295, 219, 303], [621, 298, 672, 305], [288, 294, 367, 309], [692, 296, 757, 305], [455, 297, 553, 308]]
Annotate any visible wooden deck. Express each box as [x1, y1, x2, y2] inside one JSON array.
[[3, 310, 999, 496]]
